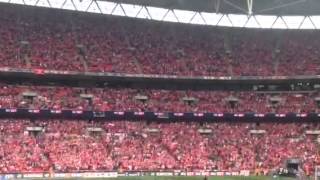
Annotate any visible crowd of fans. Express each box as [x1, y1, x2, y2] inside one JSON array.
[[0, 119, 319, 175], [0, 4, 320, 177], [0, 6, 319, 77], [0, 84, 319, 113]]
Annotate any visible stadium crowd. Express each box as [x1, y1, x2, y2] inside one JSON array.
[[0, 6, 319, 77], [0, 84, 319, 113], [0, 4, 319, 178], [0, 119, 319, 175]]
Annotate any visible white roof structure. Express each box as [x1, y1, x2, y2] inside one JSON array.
[[1, 0, 320, 29]]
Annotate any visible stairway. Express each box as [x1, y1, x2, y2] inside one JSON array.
[[24, 54, 31, 68], [273, 32, 283, 75], [132, 58, 143, 74], [78, 54, 89, 72], [68, 16, 89, 72], [17, 14, 31, 69], [223, 30, 234, 76]]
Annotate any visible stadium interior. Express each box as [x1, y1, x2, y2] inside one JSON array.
[[0, 0, 320, 179]]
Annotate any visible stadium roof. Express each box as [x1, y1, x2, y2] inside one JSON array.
[[104, 0, 320, 15], [1, 0, 320, 29]]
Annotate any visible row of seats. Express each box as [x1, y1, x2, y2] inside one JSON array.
[[0, 119, 318, 175], [0, 6, 319, 77], [0, 85, 319, 113]]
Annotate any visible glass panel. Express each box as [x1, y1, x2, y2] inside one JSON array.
[[174, 9, 194, 23], [201, 12, 222, 25], [163, 10, 178, 22]]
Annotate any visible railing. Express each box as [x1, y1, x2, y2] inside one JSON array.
[[1, 67, 320, 81], [0, 170, 251, 179], [0, 108, 318, 121]]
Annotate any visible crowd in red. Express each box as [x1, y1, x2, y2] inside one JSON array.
[[0, 4, 320, 177], [0, 84, 319, 113], [0, 119, 319, 174], [0, 6, 319, 77]]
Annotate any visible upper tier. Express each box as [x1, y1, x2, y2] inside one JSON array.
[[1, 84, 319, 113], [0, 5, 319, 77]]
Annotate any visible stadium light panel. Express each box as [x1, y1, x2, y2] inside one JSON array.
[[173, 9, 194, 23], [61, 0, 76, 10], [147, 7, 167, 21], [245, 16, 260, 28], [162, 10, 178, 22], [200, 13, 222, 26], [10, 0, 24, 5], [121, 4, 142, 17], [96, 1, 116, 14], [272, 17, 288, 29], [136, 6, 151, 19], [111, 4, 126, 16], [310, 16, 320, 29], [49, 0, 63, 8], [73, 0, 91, 11], [299, 17, 315, 29], [282, 16, 304, 29], [228, 14, 248, 27], [255, 15, 277, 28], [190, 12, 206, 25], [24, 0, 36, 5], [217, 14, 233, 27], [87, 1, 101, 13], [36, 0, 50, 8]]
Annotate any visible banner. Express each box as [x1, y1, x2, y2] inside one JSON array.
[[23, 173, 43, 178], [0, 171, 251, 179], [198, 128, 213, 134], [156, 172, 173, 176]]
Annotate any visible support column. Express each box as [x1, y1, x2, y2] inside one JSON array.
[[247, 0, 253, 15]]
